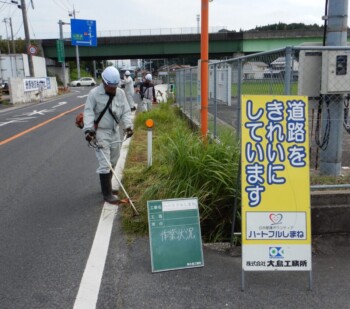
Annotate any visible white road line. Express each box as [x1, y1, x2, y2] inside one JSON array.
[[112, 107, 137, 191], [112, 133, 132, 191], [73, 203, 118, 309]]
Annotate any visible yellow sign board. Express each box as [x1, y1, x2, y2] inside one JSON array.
[[241, 95, 311, 271]]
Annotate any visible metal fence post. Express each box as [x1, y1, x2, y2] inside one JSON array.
[[213, 63, 217, 138], [237, 59, 243, 137], [284, 46, 292, 95], [176, 71, 179, 104], [227, 63, 232, 107], [190, 68, 194, 120], [182, 70, 185, 109], [179, 70, 182, 108]]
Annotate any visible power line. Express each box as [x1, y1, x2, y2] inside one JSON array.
[[0, 3, 7, 11], [68, 5, 79, 18], [0, 1, 21, 39], [0, 0, 18, 5], [52, 0, 70, 12], [28, 14, 36, 38], [0, 2, 20, 18], [0, 6, 17, 21], [64, 0, 73, 8], [13, 20, 23, 38]]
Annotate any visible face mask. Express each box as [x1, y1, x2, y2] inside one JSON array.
[[104, 83, 117, 96]]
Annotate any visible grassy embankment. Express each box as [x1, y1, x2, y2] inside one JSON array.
[[121, 102, 241, 243]]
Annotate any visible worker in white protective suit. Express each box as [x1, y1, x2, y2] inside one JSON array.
[[83, 66, 133, 205], [139, 73, 156, 112], [123, 71, 136, 111]]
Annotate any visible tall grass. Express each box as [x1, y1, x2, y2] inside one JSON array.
[[122, 103, 241, 242]]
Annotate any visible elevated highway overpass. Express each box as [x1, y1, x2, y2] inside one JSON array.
[[41, 29, 349, 61]]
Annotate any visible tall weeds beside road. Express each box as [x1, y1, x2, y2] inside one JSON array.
[[122, 103, 241, 242]]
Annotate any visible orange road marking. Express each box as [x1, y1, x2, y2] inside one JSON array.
[[0, 104, 85, 146]]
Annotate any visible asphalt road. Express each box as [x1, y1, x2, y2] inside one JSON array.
[[109, 230, 350, 309], [0, 87, 109, 308]]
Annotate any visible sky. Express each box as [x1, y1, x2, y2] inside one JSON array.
[[0, 0, 341, 41]]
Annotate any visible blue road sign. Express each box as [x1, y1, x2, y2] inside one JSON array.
[[71, 19, 97, 47]]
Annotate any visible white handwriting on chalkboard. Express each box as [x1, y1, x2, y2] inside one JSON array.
[[160, 227, 196, 242]]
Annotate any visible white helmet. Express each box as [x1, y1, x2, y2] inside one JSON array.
[[125, 70, 131, 76], [102, 66, 120, 86], [145, 73, 152, 81]]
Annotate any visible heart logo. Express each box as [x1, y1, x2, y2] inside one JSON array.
[[269, 213, 283, 225]]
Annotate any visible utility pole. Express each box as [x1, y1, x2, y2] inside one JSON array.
[[2, 18, 11, 53], [7, 17, 17, 76], [9, 18, 16, 54], [196, 14, 200, 34], [20, 0, 34, 77], [58, 20, 67, 88], [2, 18, 14, 77], [319, 0, 349, 175], [69, 6, 81, 79]]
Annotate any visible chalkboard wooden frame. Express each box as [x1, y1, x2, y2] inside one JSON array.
[[147, 197, 204, 273]]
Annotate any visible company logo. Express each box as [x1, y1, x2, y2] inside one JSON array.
[[269, 247, 284, 258], [269, 213, 283, 225]]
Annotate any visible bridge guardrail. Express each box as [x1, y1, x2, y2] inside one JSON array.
[[38, 26, 228, 40]]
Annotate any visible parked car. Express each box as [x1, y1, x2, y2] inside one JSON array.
[[0, 81, 9, 94], [70, 77, 96, 87]]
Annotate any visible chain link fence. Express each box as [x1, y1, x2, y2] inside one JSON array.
[[175, 46, 350, 181]]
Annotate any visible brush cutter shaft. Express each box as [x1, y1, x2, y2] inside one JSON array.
[[98, 146, 139, 215]]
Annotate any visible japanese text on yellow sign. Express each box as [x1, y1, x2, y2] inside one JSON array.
[[241, 95, 311, 246]]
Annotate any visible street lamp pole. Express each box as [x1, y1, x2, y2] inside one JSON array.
[[69, 7, 81, 79]]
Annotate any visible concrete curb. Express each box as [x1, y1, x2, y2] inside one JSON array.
[[311, 190, 350, 234]]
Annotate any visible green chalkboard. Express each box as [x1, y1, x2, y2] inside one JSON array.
[[147, 198, 204, 272]]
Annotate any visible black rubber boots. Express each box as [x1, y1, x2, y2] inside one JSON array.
[[99, 173, 119, 204]]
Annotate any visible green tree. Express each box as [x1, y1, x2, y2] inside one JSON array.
[[250, 22, 324, 32]]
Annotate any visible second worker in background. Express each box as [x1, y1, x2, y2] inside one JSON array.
[[123, 70, 136, 111], [140, 73, 156, 112]]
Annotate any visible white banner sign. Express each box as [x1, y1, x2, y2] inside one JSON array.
[[23, 78, 51, 92]]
